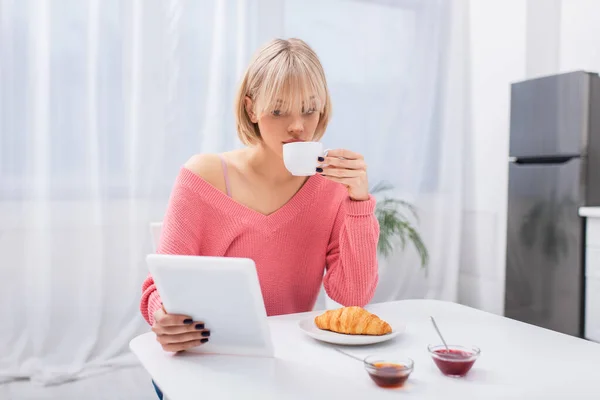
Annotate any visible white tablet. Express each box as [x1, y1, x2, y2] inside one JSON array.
[[146, 254, 274, 358]]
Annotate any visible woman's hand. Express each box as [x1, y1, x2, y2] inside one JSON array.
[[152, 306, 210, 352], [318, 149, 370, 201]]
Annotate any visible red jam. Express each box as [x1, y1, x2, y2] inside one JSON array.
[[432, 349, 476, 376], [367, 362, 410, 388]]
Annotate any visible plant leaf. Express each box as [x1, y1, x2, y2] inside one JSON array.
[[370, 180, 394, 194], [373, 181, 428, 270]]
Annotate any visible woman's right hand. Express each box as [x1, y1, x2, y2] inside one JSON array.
[[152, 306, 210, 352]]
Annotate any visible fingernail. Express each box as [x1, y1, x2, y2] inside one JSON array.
[[316, 167, 323, 173], [200, 338, 209, 343], [183, 319, 193, 324], [195, 323, 205, 330], [201, 330, 211, 337], [318, 157, 324, 162]]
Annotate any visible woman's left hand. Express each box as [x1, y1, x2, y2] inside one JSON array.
[[318, 149, 370, 201]]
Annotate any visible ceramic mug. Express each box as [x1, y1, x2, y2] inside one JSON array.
[[283, 142, 328, 176]]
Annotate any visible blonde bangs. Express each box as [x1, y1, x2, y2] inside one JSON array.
[[235, 38, 332, 145], [253, 52, 327, 116]]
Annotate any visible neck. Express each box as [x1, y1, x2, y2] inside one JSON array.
[[245, 144, 300, 184]]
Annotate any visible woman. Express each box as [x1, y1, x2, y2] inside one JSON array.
[[140, 38, 379, 355]]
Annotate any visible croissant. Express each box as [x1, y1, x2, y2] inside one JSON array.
[[314, 306, 392, 336]]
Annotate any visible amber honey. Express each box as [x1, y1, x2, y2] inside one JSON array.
[[367, 362, 410, 388]]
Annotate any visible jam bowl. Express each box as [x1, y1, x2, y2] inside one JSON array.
[[363, 355, 414, 388], [428, 344, 480, 377]]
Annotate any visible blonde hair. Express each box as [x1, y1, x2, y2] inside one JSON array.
[[235, 38, 332, 145]]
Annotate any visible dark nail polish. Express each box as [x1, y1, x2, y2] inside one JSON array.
[[183, 319, 193, 324], [201, 330, 211, 337], [200, 338, 209, 343], [195, 323, 205, 330], [318, 157, 325, 162], [316, 167, 323, 173]]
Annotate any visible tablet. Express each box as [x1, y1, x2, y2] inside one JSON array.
[[146, 254, 274, 358]]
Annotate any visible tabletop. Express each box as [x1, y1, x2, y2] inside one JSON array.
[[130, 299, 600, 399]]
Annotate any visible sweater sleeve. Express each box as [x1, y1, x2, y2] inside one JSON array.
[[322, 195, 380, 306], [140, 172, 204, 325]]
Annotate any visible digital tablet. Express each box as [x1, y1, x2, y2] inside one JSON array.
[[146, 254, 274, 358]]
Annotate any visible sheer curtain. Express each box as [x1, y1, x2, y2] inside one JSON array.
[[0, 0, 468, 385], [281, 0, 469, 307]]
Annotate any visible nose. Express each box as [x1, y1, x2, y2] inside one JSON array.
[[288, 116, 304, 134]]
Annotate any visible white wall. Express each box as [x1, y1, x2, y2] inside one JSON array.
[[560, 0, 600, 73], [526, 0, 562, 77], [458, 0, 526, 315]]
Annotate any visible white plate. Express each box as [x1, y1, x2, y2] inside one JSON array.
[[298, 317, 406, 346]]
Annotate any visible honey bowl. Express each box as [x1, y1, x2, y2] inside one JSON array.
[[363, 355, 414, 388]]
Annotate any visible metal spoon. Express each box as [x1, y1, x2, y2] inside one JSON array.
[[334, 347, 377, 367], [430, 316, 450, 352]]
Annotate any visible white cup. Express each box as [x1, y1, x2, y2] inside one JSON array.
[[283, 141, 326, 176]]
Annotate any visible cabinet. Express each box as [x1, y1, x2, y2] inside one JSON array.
[[580, 208, 600, 342]]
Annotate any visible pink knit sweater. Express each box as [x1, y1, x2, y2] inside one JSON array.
[[140, 167, 380, 325]]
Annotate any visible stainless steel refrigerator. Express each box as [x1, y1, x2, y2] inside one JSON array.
[[505, 71, 600, 337]]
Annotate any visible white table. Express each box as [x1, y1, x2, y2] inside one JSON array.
[[130, 300, 600, 399]]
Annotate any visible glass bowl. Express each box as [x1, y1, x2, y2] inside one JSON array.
[[363, 355, 414, 388], [428, 344, 480, 377]]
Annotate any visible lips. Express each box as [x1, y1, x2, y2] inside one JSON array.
[[283, 139, 305, 144]]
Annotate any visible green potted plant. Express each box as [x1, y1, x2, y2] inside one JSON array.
[[372, 181, 429, 270]]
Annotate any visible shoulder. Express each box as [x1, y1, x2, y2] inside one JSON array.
[[183, 153, 227, 193]]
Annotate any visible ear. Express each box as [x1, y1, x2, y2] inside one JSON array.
[[244, 96, 258, 123]]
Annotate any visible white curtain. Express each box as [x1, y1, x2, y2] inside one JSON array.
[[0, 0, 468, 386], [290, 0, 470, 307]]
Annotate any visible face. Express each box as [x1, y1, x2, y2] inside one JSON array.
[[245, 96, 321, 157]]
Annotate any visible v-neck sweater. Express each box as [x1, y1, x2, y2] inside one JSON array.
[[140, 167, 380, 325]]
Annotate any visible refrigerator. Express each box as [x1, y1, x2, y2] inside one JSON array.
[[505, 71, 600, 337]]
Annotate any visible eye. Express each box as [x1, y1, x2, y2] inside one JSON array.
[[271, 109, 282, 117], [303, 108, 317, 115]]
